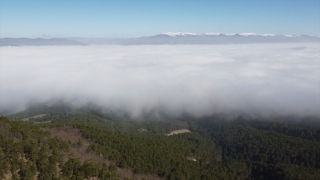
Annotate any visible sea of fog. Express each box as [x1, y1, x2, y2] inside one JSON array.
[[0, 44, 319, 117]]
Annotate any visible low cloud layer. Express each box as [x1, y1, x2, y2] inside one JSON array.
[[0, 44, 319, 117]]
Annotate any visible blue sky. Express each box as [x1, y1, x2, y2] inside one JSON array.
[[0, 0, 319, 38]]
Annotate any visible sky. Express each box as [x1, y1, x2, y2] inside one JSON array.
[[1, 44, 319, 117], [0, 0, 319, 38]]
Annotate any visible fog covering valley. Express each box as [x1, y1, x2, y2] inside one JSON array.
[[1, 43, 319, 119]]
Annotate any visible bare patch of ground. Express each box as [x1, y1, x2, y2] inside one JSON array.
[[21, 114, 47, 121], [2, 171, 12, 180], [137, 128, 147, 132], [43, 126, 164, 180], [43, 126, 105, 164], [34, 120, 52, 124], [166, 129, 191, 136], [186, 156, 198, 162]]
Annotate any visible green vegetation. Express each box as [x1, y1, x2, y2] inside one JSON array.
[[2, 104, 320, 179], [0, 116, 119, 180], [196, 117, 320, 179]]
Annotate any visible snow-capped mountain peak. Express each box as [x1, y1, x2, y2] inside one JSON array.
[[238, 33, 276, 37], [158, 32, 283, 37], [120, 32, 319, 45], [160, 32, 198, 37], [238, 33, 258, 36], [223, 33, 237, 36], [284, 35, 300, 37], [204, 32, 222, 36]]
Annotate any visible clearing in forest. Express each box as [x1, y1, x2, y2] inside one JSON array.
[[166, 129, 191, 136], [21, 114, 47, 121]]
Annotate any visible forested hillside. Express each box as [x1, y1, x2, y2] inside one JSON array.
[[0, 116, 119, 180], [2, 104, 320, 180]]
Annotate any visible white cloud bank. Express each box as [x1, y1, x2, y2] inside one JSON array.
[[0, 44, 319, 117]]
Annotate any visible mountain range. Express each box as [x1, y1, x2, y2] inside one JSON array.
[[1, 32, 319, 46], [0, 38, 86, 46]]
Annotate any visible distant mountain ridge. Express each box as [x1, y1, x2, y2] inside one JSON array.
[[1, 32, 319, 46], [158, 32, 319, 37], [0, 38, 86, 46], [122, 32, 320, 45]]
